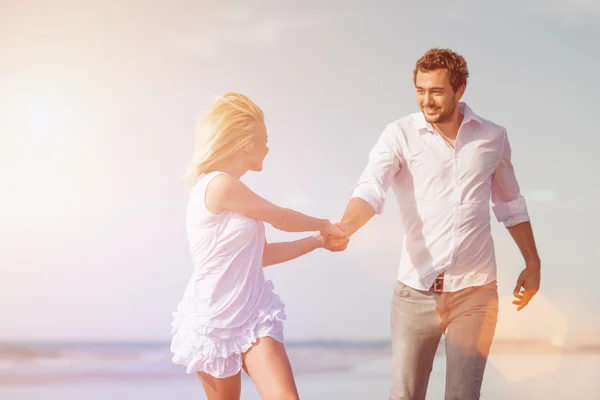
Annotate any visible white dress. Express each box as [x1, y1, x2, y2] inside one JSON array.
[[170, 171, 286, 378]]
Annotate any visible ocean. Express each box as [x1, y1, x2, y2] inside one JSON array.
[[1, 339, 599, 399]]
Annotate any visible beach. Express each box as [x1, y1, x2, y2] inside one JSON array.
[[1, 341, 599, 399]]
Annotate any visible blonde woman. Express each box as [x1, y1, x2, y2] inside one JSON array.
[[170, 92, 348, 400]]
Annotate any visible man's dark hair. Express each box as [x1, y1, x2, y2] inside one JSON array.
[[414, 48, 469, 92]]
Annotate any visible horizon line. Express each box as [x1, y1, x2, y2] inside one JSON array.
[[2, 334, 600, 346]]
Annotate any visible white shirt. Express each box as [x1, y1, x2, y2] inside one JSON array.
[[351, 103, 529, 292]]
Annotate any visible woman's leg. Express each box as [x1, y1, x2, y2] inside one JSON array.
[[242, 337, 300, 400], [197, 371, 242, 400]]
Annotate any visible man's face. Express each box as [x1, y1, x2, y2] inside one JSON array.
[[415, 69, 464, 124]]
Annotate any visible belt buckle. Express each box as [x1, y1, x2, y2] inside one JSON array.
[[432, 275, 444, 293]]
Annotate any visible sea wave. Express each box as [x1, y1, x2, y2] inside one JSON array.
[[1, 338, 599, 386]]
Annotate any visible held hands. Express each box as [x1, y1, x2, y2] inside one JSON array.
[[320, 220, 347, 239], [319, 222, 350, 252]]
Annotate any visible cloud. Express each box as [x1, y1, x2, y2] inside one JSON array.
[[414, 0, 600, 24], [163, 7, 357, 58], [529, 0, 600, 22]]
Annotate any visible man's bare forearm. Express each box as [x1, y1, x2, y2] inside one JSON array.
[[340, 197, 375, 236], [507, 221, 540, 269]]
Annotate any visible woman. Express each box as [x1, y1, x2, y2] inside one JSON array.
[[170, 92, 348, 400]]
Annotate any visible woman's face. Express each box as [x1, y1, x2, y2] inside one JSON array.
[[246, 123, 269, 172]]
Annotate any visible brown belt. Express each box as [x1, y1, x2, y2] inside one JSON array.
[[430, 273, 444, 293]]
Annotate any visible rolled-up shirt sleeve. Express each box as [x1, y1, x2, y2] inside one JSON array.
[[491, 129, 530, 227], [349, 124, 402, 215]]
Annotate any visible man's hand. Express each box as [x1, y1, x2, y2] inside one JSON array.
[[506, 222, 541, 311], [320, 220, 347, 239], [320, 223, 350, 252], [512, 263, 541, 311]]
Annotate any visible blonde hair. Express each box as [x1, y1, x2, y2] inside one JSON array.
[[184, 92, 264, 187]]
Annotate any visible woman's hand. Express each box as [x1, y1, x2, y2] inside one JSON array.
[[320, 221, 348, 239]]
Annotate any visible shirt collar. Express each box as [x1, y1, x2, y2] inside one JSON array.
[[414, 102, 482, 133]]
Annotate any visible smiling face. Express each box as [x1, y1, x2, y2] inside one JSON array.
[[415, 68, 465, 124]]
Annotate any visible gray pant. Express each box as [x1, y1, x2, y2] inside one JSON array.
[[390, 280, 499, 400]]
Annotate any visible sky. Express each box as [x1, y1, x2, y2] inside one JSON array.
[[1, 0, 599, 342]]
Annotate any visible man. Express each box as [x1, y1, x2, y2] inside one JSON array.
[[329, 48, 541, 399]]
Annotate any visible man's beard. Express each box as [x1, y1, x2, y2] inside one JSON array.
[[423, 100, 457, 124]]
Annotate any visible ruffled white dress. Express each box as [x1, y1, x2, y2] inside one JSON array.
[[170, 171, 286, 378]]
